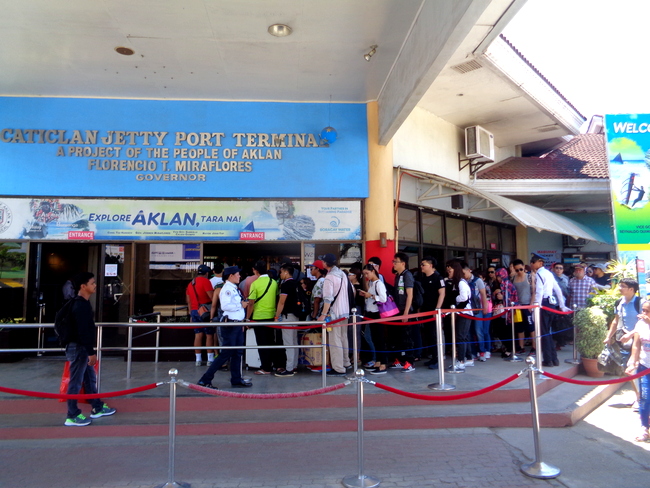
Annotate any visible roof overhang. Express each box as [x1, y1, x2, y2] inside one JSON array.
[[401, 169, 605, 242]]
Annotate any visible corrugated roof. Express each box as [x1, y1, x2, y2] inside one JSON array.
[[477, 133, 609, 180]]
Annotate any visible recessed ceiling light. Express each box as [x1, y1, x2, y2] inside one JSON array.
[[268, 24, 292, 37], [115, 47, 135, 56]]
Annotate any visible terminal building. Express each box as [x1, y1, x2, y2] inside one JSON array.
[[0, 1, 612, 328]]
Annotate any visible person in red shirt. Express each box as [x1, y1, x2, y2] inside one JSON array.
[[186, 265, 215, 366]]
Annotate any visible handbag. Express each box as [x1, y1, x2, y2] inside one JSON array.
[[513, 308, 523, 322], [377, 296, 399, 318], [597, 342, 629, 376]]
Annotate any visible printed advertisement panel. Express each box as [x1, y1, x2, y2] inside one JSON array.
[[0, 97, 368, 199], [0, 198, 361, 242]]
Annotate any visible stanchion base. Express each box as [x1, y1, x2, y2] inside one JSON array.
[[505, 355, 524, 363], [154, 481, 191, 488], [342, 474, 381, 488], [520, 461, 560, 479], [564, 358, 580, 365], [428, 382, 456, 391]]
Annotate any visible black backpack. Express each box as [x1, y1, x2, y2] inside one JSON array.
[[412, 279, 425, 311], [54, 297, 77, 346]]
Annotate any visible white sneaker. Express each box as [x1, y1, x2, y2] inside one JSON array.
[[195, 360, 202, 367], [464, 359, 475, 367], [485, 351, 491, 359], [206, 360, 213, 367], [451, 360, 465, 370], [478, 354, 486, 362]]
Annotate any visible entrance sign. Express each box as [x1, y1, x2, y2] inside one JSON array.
[[0, 97, 369, 199], [0, 198, 361, 242]]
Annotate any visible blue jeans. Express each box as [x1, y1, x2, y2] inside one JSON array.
[[65, 343, 103, 418], [475, 312, 492, 354], [638, 364, 650, 429], [198, 322, 244, 385]]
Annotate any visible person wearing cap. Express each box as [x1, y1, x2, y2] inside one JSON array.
[[592, 263, 612, 290], [317, 253, 352, 376], [246, 260, 282, 375], [531, 253, 570, 367], [568, 263, 596, 310], [309, 259, 327, 319], [197, 266, 252, 389], [186, 264, 215, 366]]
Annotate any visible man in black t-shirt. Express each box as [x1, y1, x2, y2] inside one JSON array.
[[419, 257, 445, 368], [390, 252, 416, 372], [274, 263, 301, 376]]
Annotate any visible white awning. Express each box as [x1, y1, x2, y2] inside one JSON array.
[[403, 170, 604, 243]]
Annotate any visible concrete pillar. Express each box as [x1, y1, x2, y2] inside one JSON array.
[[365, 101, 396, 279]]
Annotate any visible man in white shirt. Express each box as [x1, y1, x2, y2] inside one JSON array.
[[317, 253, 351, 376], [531, 254, 568, 367], [197, 266, 252, 389]]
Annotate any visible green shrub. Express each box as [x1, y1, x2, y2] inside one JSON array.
[[574, 306, 608, 359]]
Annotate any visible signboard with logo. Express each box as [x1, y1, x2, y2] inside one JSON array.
[[0, 97, 368, 199], [0, 198, 361, 242]]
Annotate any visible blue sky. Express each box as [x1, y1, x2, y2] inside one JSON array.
[[502, 0, 650, 121]]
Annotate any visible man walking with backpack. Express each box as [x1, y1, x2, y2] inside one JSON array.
[[62, 272, 115, 426], [389, 252, 416, 372]]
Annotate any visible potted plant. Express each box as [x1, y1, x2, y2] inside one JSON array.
[[573, 306, 608, 377]]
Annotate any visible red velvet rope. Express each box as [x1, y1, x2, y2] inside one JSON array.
[[0, 383, 159, 400], [184, 380, 349, 398], [541, 367, 650, 386], [372, 373, 520, 401], [541, 306, 574, 315]]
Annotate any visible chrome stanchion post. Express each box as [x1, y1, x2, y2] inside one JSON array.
[[533, 303, 542, 364], [429, 310, 455, 391], [37, 298, 45, 356], [352, 307, 358, 372], [521, 357, 560, 479], [506, 302, 523, 362], [155, 368, 191, 488], [127, 317, 134, 380], [342, 369, 380, 488], [96, 325, 103, 393], [447, 306, 463, 373], [321, 321, 327, 389], [155, 314, 161, 364], [565, 304, 580, 365]]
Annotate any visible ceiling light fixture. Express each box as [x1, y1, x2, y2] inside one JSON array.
[[115, 47, 135, 56], [364, 45, 377, 62], [268, 24, 292, 37]]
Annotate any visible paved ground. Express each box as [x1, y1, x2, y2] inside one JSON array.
[[1, 353, 648, 487]]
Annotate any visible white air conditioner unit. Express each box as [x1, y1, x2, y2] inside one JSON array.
[[465, 125, 495, 161]]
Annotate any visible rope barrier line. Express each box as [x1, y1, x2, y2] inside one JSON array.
[[457, 311, 508, 321], [0, 383, 160, 400], [541, 367, 650, 386], [541, 306, 574, 315], [181, 380, 350, 398], [370, 372, 521, 401]]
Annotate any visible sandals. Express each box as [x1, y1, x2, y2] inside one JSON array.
[[254, 369, 271, 375], [634, 429, 650, 442]]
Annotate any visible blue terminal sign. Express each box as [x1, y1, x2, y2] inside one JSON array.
[[0, 97, 368, 199]]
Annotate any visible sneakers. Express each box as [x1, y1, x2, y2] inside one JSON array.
[[195, 360, 203, 367], [363, 361, 376, 369], [90, 403, 116, 418], [478, 353, 486, 362], [326, 369, 346, 377], [464, 359, 475, 367], [485, 351, 491, 359], [450, 360, 465, 371], [401, 361, 415, 373], [206, 360, 213, 367], [197, 381, 218, 389], [369, 367, 387, 375], [64, 413, 91, 427], [528, 348, 536, 356], [274, 369, 295, 377], [389, 359, 403, 369], [516, 348, 526, 355]]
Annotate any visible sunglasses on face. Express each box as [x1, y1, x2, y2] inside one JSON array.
[[515, 268, 525, 272]]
